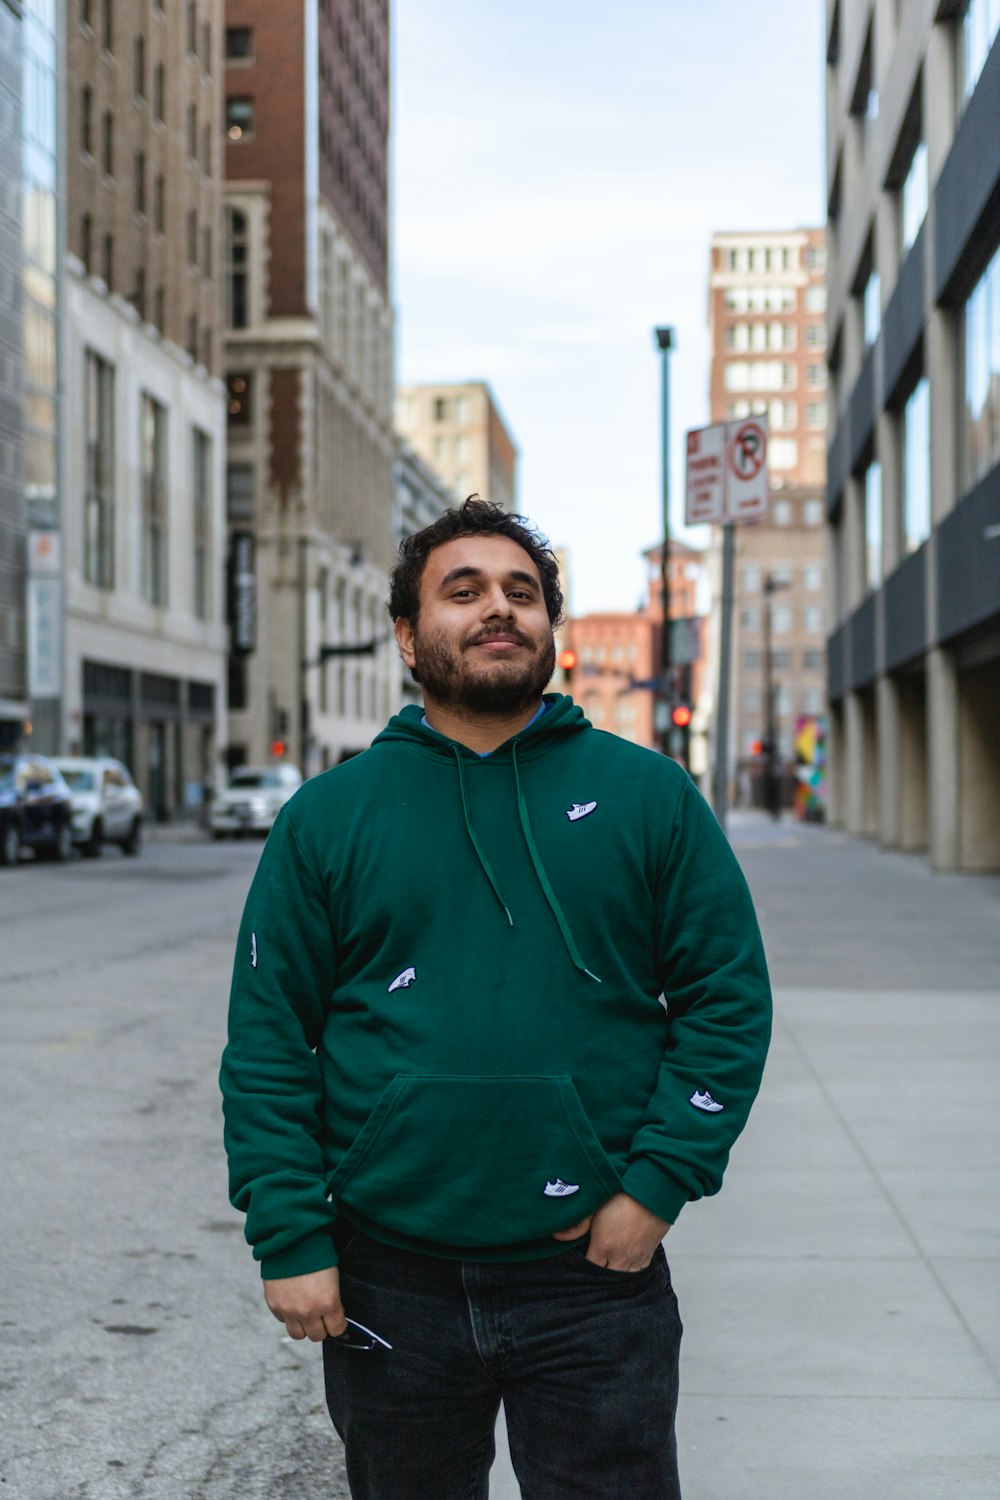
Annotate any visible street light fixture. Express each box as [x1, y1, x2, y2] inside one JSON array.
[[653, 326, 676, 758]]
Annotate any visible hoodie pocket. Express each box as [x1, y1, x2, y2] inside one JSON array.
[[327, 1074, 624, 1248]]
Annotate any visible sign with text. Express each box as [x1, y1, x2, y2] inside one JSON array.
[[228, 531, 257, 654], [685, 417, 769, 525]]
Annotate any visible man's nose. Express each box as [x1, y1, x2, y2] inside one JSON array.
[[481, 585, 514, 619]]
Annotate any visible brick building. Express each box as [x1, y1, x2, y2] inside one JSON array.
[[223, 0, 397, 773]]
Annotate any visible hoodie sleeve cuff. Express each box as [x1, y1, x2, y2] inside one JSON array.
[[259, 1230, 338, 1280], [620, 1158, 692, 1227]]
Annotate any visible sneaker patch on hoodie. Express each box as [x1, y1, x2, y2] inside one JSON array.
[[543, 1178, 580, 1197], [388, 965, 417, 993], [250, 932, 257, 969], [689, 1089, 724, 1113], [565, 801, 597, 822]]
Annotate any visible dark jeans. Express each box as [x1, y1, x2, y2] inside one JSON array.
[[322, 1227, 683, 1500]]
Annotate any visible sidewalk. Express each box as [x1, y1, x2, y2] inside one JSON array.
[[491, 815, 1000, 1500]]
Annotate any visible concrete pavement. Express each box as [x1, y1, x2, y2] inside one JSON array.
[[491, 813, 1000, 1498]]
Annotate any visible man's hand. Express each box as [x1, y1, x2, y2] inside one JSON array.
[[551, 1192, 671, 1271], [263, 1267, 347, 1342]]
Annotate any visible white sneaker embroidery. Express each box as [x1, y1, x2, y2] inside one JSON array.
[[251, 932, 257, 969], [689, 1090, 724, 1113], [565, 801, 597, 822], [388, 966, 417, 993], [543, 1179, 581, 1197]]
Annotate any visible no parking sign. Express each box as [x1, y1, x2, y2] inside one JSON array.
[[685, 416, 769, 525]]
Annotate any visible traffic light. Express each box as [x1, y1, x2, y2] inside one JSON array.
[[671, 704, 692, 729], [270, 740, 286, 760], [556, 648, 577, 684]]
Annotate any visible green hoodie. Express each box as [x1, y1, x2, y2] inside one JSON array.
[[221, 695, 771, 1279]]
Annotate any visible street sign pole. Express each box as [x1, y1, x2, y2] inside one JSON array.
[[712, 523, 735, 832], [654, 327, 676, 756]]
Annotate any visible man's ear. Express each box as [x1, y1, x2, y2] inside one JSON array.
[[394, 616, 416, 669]]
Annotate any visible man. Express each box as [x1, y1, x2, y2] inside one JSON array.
[[221, 497, 771, 1500]]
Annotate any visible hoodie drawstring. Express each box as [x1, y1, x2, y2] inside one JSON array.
[[451, 745, 513, 926]]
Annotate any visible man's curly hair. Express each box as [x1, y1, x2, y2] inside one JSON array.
[[387, 495, 565, 627]]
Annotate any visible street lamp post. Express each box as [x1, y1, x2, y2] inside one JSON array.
[[653, 326, 676, 757]]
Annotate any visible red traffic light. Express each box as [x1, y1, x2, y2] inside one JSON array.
[[671, 705, 692, 729], [557, 648, 577, 672], [270, 740, 286, 759]]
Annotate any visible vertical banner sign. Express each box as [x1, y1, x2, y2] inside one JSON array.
[[28, 531, 62, 698], [685, 423, 726, 524], [228, 531, 257, 654]]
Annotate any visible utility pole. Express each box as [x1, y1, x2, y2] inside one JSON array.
[[653, 326, 676, 756], [762, 572, 789, 819]]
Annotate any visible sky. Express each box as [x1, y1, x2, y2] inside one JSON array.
[[392, 1, 826, 616]]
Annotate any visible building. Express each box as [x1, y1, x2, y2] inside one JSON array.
[[707, 228, 829, 800], [393, 440, 453, 706], [223, 0, 397, 774], [824, 0, 1000, 870], [564, 540, 708, 756], [63, 0, 227, 816], [395, 381, 519, 513], [0, 0, 26, 750]]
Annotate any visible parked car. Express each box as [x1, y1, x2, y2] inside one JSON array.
[[52, 756, 144, 856], [210, 764, 303, 838], [0, 753, 75, 865]]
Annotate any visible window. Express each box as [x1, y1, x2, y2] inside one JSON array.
[[187, 0, 197, 54], [84, 349, 115, 587], [904, 378, 931, 551], [141, 394, 168, 605], [804, 565, 822, 592], [770, 441, 799, 473], [964, 242, 1000, 490], [154, 173, 165, 233], [134, 34, 145, 99], [187, 209, 197, 265], [227, 372, 252, 426], [771, 606, 791, 635], [187, 103, 197, 159], [202, 122, 212, 176], [805, 245, 826, 270], [226, 96, 254, 141], [226, 462, 254, 520], [226, 25, 253, 58], [772, 649, 792, 671], [101, 110, 113, 176], [202, 225, 212, 277], [805, 285, 827, 312], [803, 607, 824, 635], [742, 688, 761, 713], [434, 397, 448, 421], [202, 19, 211, 71], [902, 141, 928, 252], [186, 314, 198, 361], [102, 232, 113, 289], [803, 649, 824, 671], [803, 687, 825, 715], [224, 208, 250, 327], [963, 0, 1000, 101], [132, 267, 145, 320], [102, 0, 113, 53], [865, 460, 882, 589], [743, 566, 760, 592], [153, 285, 164, 333], [863, 268, 881, 347], [743, 650, 760, 671], [133, 151, 146, 215], [154, 62, 165, 123], [81, 213, 92, 274], [804, 498, 824, 526], [81, 85, 93, 154], [806, 401, 827, 427], [455, 395, 470, 424], [770, 400, 796, 430], [805, 324, 827, 348], [192, 429, 211, 620], [741, 607, 760, 630], [806, 364, 827, 388]]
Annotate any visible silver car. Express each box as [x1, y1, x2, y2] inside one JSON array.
[[210, 764, 302, 838], [53, 757, 144, 857]]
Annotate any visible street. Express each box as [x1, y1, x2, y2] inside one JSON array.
[[2, 815, 999, 1499]]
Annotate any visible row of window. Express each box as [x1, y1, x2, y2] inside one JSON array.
[[743, 648, 825, 673], [743, 564, 823, 593], [741, 685, 826, 716], [740, 604, 825, 636], [83, 348, 213, 617], [726, 399, 827, 431], [81, 93, 214, 182], [724, 362, 828, 393], [724, 322, 826, 353], [80, 0, 213, 73], [723, 245, 826, 274]]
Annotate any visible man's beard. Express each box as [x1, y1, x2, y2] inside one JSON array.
[[410, 622, 556, 714]]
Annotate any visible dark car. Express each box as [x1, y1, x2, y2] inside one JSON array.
[[0, 753, 75, 865]]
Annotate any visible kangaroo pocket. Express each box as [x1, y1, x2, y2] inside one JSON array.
[[327, 1074, 624, 1248]]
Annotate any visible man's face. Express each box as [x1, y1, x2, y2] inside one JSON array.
[[395, 535, 556, 714]]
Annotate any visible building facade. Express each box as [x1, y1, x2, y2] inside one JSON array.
[[395, 381, 519, 513], [223, 0, 397, 774], [825, 0, 1000, 870], [0, 0, 25, 749], [707, 228, 829, 798], [62, 0, 227, 816], [393, 439, 453, 707]]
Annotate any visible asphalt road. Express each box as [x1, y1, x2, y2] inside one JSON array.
[[1, 832, 349, 1500]]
